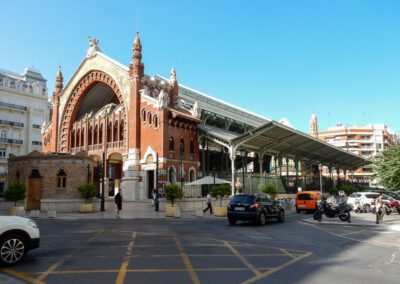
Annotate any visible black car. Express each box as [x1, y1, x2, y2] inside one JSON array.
[[227, 193, 285, 226]]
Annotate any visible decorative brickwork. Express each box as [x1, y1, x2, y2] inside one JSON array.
[[59, 70, 127, 152]]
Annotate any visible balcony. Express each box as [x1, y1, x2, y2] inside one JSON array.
[[0, 137, 23, 145], [0, 102, 27, 112], [0, 119, 24, 128]]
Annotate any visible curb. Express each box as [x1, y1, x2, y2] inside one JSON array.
[[301, 218, 389, 228]]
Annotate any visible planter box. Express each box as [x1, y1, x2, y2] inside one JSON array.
[[47, 210, 57, 218], [213, 206, 227, 217], [165, 205, 180, 217], [79, 203, 93, 213], [8, 206, 25, 216]]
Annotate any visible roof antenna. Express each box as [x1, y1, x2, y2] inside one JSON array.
[[136, 8, 140, 33]]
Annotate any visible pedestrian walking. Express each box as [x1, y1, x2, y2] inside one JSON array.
[[375, 193, 384, 224], [203, 192, 213, 214], [114, 191, 123, 218]]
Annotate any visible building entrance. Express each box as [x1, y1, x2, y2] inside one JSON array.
[[148, 170, 154, 199]]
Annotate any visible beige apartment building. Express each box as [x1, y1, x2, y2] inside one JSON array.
[[0, 67, 49, 194], [310, 113, 398, 186]]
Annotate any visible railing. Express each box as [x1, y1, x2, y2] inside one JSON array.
[[0, 102, 27, 111], [0, 120, 24, 127], [0, 137, 23, 144]]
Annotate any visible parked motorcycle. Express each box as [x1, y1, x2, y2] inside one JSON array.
[[313, 199, 352, 222]]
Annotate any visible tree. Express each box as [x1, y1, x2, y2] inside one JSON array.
[[261, 184, 278, 200], [4, 181, 26, 206], [373, 144, 400, 190], [211, 184, 231, 206], [164, 184, 183, 207], [77, 183, 97, 204]]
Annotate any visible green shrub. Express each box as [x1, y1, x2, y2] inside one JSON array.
[[165, 184, 183, 207], [211, 184, 231, 206], [4, 181, 26, 206], [341, 185, 356, 196], [77, 183, 97, 204], [261, 184, 278, 200], [328, 188, 339, 195]]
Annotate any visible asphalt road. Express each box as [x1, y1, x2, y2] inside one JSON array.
[[1, 214, 400, 284]]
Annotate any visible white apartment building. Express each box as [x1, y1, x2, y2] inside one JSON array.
[[0, 67, 49, 194]]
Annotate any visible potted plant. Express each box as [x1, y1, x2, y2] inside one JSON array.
[[261, 183, 278, 200], [4, 181, 26, 215], [164, 184, 183, 217], [211, 184, 231, 216], [77, 183, 97, 213]]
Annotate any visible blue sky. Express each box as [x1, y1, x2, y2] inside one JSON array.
[[1, 0, 400, 133]]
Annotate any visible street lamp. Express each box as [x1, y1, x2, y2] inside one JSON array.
[[100, 152, 106, 212], [319, 163, 323, 194], [180, 140, 184, 190], [240, 149, 246, 191]]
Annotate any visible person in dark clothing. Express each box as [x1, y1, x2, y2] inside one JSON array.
[[114, 191, 123, 218]]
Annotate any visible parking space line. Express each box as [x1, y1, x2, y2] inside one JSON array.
[[241, 252, 312, 284], [115, 232, 137, 284], [309, 224, 396, 248], [174, 236, 201, 284], [280, 249, 296, 259], [223, 241, 262, 277], [36, 229, 104, 282], [0, 268, 45, 284]]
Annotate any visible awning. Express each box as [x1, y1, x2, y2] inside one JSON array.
[[198, 121, 369, 169], [186, 176, 231, 186]]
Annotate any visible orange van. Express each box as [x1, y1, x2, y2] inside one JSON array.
[[296, 191, 321, 213]]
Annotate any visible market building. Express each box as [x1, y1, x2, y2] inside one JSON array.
[[42, 34, 368, 201]]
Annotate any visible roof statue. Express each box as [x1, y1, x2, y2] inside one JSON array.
[[158, 89, 169, 109], [190, 101, 201, 118], [170, 67, 176, 84], [86, 37, 101, 58]]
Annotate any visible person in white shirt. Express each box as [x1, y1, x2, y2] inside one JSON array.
[[203, 192, 213, 214]]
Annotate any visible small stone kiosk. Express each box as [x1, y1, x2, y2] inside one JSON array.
[[7, 151, 99, 213]]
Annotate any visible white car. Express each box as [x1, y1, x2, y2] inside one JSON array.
[[0, 216, 40, 265], [347, 192, 380, 212]]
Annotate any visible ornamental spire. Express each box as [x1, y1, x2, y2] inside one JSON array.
[[55, 65, 63, 91], [133, 32, 142, 60]]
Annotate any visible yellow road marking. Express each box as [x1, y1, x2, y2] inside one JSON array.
[[174, 236, 201, 284], [37, 229, 104, 282], [0, 268, 46, 284], [280, 249, 296, 259], [241, 252, 312, 284], [223, 241, 262, 276], [115, 232, 137, 284]]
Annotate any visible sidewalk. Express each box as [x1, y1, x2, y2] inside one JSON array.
[[302, 211, 400, 231], [0, 200, 297, 220], [0, 200, 222, 220]]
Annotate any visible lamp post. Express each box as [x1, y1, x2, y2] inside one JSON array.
[[212, 166, 216, 185], [319, 163, 323, 194], [180, 141, 184, 190], [100, 151, 105, 212], [240, 149, 246, 191]]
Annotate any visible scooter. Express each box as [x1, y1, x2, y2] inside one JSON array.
[[313, 198, 352, 222]]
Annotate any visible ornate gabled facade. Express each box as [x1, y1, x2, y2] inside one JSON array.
[[42, 34, 201, 200]]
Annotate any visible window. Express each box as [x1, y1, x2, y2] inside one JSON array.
[[147, 112, 152, 125], [57, 169, 67, 188], [32, 124, 41, 129], [154, 115, 158, 127], [32, 141, 42, 145], [142, 109, 146, 122], [119, 121, 124, 141], [180, 139, 185, 159], [168, 166, 176, 183], [0, 129, 7, 139], [0, 148, 6, 158], [113, 122, 118, 142], [169, 137, 174, 158]]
